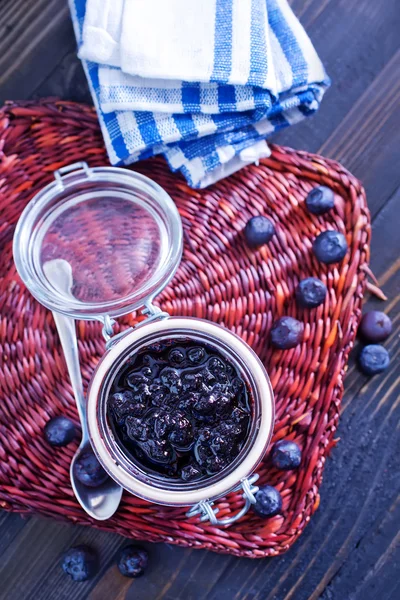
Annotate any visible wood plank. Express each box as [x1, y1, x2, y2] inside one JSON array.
[[0, 512, 28, 557], [0, 0, 399, 598], [324, 497, 400, 600], [317, 50, 400, 217], [0, 518, 130, 600], [33, 50, 92, 104], [26, 527, 128, 600], [0, 0, 74, 104], [279, 0, 400, 152]]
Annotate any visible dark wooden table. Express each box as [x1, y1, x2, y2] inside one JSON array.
[[0, 1, 399, 599]]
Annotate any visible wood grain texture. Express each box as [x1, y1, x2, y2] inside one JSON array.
[[0, 0, 399, 598]]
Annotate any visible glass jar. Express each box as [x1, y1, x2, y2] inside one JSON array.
[[13, 162, 274, 526]]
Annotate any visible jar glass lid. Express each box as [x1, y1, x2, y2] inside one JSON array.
[[13, 162, 183, 319]]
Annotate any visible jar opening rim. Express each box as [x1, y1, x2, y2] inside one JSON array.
[[13, 164, 183, 319]]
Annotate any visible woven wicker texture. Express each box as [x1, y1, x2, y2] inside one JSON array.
[[0, 100, 370, 558]]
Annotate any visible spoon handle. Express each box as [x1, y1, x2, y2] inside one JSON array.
[[53, 312, 89, 443]]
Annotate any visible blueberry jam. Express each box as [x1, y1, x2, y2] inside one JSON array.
[[107, 341, 251, 482]]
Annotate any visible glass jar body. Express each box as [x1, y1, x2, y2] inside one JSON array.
[[87, 316, 274, 507]]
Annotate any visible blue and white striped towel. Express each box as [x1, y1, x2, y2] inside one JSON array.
[[69, 0, 330, 188]]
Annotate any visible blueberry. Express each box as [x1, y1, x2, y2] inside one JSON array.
[[182, 372, 203, 391], [226, 364, 235, 377], [359, 311, 392, 343], [154, 411, 176, 438], [231, 377, 244, 394], [169, 348, 185, 365], [296, 277, 327, 308], [193, 393, 219, 415], [73, 449, 109, 488], [180, 464, 203, 481], [125, 416, 149, 441], [117, 545, 148, 578], [313, 230, 348, 264], [193, 439, 212, 467], [44, 416, 77, 447], [244, 216, 275, 248], [230, 406, 250, 426], [135, 383, 152, 400], [270, 316, 303, 349], [109, 390, 147, 421], [169, 415, 194, 449], [271, 440, 302, 470], [127, 373, 149, 390], [141, 439, 175, 465], [198, 427, 212, 442], [141, 367, 153, 378], [209, 431, 235, 456], [160, 367, 182, 393], [206, 454, 229, 474], [253, 485, 282, 518], [215, 394, 232, 413], [154, 411, 193, 448], [202, 368, 217, 387], [110, 390, 135, 411], [208, 357, 226, 375], [188, 347, 206, 364], [213, 372, 229, 385], [61, 545, 98, 582], [149, 384, 169, 406], [221, 418, 247, 438], [359, 345, 390, 375], [305, 186, 335, 215]]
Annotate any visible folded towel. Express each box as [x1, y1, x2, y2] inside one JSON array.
[[80, 0, 277, 88], [70, 0, 329, 188]]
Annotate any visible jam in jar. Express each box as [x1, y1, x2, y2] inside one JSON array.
[[107, 340, 251, 482]]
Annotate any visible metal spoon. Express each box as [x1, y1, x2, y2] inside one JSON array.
[[43, 259, 123, 520]]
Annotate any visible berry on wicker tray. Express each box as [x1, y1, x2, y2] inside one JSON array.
[[244, 215, 276, 248], [305, 185, 335, 215], [44, 416, 77, 447], [270, 317, 304, 349], [253, 485, 282, 518], [271, 440, 302, 471], [313, 230, 348, 264], [296, 277, 327, 309]]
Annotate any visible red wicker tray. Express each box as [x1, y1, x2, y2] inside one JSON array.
[[0, 100, 370, 558]]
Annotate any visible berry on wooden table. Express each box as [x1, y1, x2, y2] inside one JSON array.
[[61, 545, 99, 582], [359, 311, 392, 343], [117, 545, 148, 578], [358, 345, 390, 375]]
